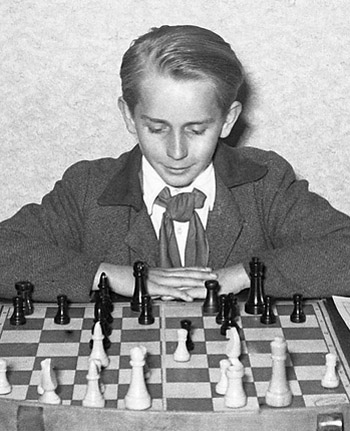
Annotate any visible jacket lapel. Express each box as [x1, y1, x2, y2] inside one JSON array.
[[207, 174, 245, 269], [124, 206, 160, 267]]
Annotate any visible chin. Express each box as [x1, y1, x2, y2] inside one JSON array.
[[164, 176, 194, 188]]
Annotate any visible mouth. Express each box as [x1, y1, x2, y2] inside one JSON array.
[[165, 166, 192, 174]]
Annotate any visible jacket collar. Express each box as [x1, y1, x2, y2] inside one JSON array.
[[97, 142, 267, 210]]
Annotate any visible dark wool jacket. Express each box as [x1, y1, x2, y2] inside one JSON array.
[[1, 142, 350, 302]]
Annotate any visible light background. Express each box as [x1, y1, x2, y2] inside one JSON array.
[[1, 0, 349, 221]]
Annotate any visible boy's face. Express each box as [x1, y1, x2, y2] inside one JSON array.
[[119, 73, 241, 188]]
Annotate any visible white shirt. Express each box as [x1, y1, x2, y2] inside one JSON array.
[[142, 156, 216, 266]]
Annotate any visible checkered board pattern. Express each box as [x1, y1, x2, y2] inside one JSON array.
[[0, 299, 350, 412]]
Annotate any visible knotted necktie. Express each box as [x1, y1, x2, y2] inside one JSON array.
[[156, 187, 209, 268]]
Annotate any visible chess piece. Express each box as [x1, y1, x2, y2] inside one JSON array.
[[124, 346, 151, 410], [265, 337, 292, 407], [89, 321, 110, 368], [220, 293, 239, 336], [226, 326, 241, 364], [15, 281, 34, 315], [54, 294, 70, 325], [216, 294, 227, 325], [220, 294, 232, 336], [10, 296, 26, 326], [0, 359, 12, 395], [202, 279, 220, 314], [260, 295, 277, 325], [94, 294, 112, 336], [82, 359, 105, 408], [173, 328, 190, 362], [131, 261, 148, 312], [245, 257, 265, 315], [227, 293, 239, 328], [138, 295, 155, 325], [215, 359, 230, 395], [224, 361, 247, 408], [321, 353, 340, 389], [98, 273, 113, 325], [290, 293, 306, 323], [181, 319, 194, 351], [38, 358, 61, 404]]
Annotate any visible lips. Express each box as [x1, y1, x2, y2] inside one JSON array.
[[165, 166, 191, 173]]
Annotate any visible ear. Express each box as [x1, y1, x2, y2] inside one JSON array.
[[118, 97, 137, 135], [220, 101, 242, 139]]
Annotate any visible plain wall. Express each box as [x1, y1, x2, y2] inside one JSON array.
[[1, 0, 349, 221]]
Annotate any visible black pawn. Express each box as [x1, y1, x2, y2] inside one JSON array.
[[216, 294, 227, 325], [138, 295, 155, 325], [131, 261, 148, 312], [181, 319, 194, 351], [10, 296, 26, 326], [290, 293, 306, 323], [245, 257, 265, 315], [15, 281, 34, 315], [202, 280, 220, 314], [54, 295, 70, 325], [260, 295, 276, 325]]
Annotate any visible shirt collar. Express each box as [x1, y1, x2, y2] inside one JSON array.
[[142, 156, 216, 216], [97, 142, 268, 210]]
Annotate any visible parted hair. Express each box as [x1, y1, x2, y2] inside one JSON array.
[[120, 25, 244, 116]]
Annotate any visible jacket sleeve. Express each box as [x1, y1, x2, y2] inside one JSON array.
[[0, 161, 103, 302], [246, 151, 350, 299]]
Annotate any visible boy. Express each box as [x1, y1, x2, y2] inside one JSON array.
[[0, 25, 350, 302]]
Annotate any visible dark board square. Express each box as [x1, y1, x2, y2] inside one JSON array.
[[121, 328, 160, 343], [40, 330, 81, 343], [299, 379, 345, 395], [1, 343, 38, 356], [289, 352, 326, 366], [166, 368, 209, 383], [167, 398, 213, 411], [7, 370, 32, 386], [3, 318, 44, 331], [282, 327, 324, 340]]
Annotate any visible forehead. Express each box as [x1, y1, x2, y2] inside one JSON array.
[[135, 72, 223, 120]]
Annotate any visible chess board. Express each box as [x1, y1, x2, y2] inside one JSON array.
[[0, 299, 350, 413]]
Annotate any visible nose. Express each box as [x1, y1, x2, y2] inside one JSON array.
[[166, 131, 188, 160]]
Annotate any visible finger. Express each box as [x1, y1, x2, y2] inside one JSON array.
[[149, 270, 217, 283], [147, 282, 194, 302], [185, 286, 207, 299], [167, 267, 214, 273]]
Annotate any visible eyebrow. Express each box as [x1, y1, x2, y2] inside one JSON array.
[[140, 115, 215, 126]]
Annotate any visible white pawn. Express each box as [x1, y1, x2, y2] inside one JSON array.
[[173, 328, 190, 362], [226, 327, 241, 365], [0, 359, 12, 395], [38, 358, 61, 405], [321, 353, 340, 388], [83, 359, 105, 408], [224, 361, 247, 408], [89, 321, 109, 368], [124, 346, 151, 410], [215, 359, 231, 395], [265, 337, 292, 407]]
